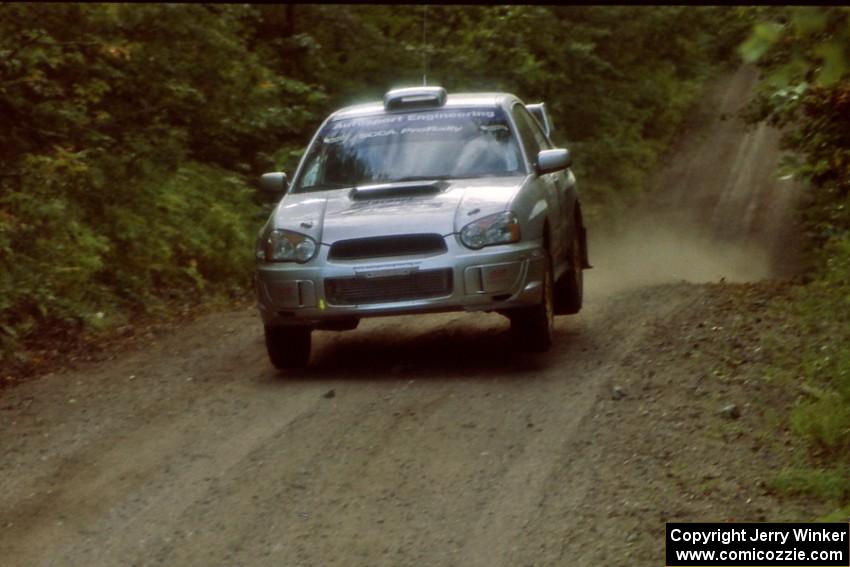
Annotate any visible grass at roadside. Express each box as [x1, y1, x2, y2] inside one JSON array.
[[758, 235, 850, 516], [618, 273, 850, 522]]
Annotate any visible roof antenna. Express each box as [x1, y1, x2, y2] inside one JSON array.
[[421, 5, 428, 86]]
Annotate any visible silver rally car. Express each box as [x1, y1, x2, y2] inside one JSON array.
[[255, 86, 590, 369]]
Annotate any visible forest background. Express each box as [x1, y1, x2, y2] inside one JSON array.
[[2, 4, 849, 509]]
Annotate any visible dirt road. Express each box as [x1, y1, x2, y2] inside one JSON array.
[[0, 67, 808, 566]]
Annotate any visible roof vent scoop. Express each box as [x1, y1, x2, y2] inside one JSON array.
[[383, 86, 447, 111]]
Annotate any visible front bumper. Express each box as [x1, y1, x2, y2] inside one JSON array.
[[255, 235, 546, 327]]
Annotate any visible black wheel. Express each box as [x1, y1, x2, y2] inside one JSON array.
[[510, 252, 555, 352], [264, 325, 312, 370], [555, 223, 583, 315]]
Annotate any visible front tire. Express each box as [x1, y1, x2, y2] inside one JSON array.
[[510, 253, 555, 352], [264, 325, 312, 370]]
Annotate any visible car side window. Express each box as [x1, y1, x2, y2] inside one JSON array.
[[300, 156, 321, 187], [528, 114, 553, 151], [517, 105, 553, 151], [511, 104, 542, 167]]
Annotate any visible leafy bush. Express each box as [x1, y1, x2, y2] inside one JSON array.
[[786, 236, 850, 453], [0, 4, 306, 365], [741, 6, 850, 510]]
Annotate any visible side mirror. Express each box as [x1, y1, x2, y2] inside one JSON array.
[[536, 149, 571, 175], [260, 172, 288, 194]]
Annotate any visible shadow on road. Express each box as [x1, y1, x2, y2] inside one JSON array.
[[259, 315, 589, 383]]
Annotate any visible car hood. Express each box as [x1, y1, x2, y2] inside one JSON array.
[[272, 177, 526, 244]]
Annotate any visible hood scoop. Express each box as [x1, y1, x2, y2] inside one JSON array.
[[350, 180, 447, 201]]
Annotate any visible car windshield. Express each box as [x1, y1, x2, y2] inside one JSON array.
[[292, 107, 525, 192]]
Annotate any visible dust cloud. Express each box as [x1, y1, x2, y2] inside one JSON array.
[[583, 65, 799, 298], [586, 222, 773, 297]]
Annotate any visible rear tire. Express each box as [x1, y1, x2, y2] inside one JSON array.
[[264, 325, 311, 370], [555, 224, 583, 315], [510, 253, 555, 352]]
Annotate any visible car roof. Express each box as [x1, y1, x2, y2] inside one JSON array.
[[330, 92, 520, 120]]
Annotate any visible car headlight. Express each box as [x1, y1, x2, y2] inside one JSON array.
[[262, 229, 318, 263], [460, 211, 521, 250]]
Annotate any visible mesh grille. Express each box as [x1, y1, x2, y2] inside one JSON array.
[[325, 269, 453, 305], [328, 234, 447, 261]]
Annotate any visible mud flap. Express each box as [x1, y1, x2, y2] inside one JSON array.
[[580, 225, 592, 269]]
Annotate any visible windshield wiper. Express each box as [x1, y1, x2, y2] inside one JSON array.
[[383, 176, 450, 183], [385, 175, 500, 183], [298, 182, 352, 192]]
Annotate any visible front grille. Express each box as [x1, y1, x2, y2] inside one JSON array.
[[328, 234, 447, 261], [325, 269, 453, 305]]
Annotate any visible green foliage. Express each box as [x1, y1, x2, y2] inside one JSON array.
[[0, 5, 746, 366], [759, 250, 850, 513], [773, 467, 850, 502], [99, 163, 259, 301], [414, 6, 749, 219], [739, 10, 850, 275], [742, 8, 850, 509], [783, 237, 850, 452], [0, 4, 302, 363], [740, 8, 850, 222], [740, 22, 785, 64], [740, 7, 850, 89], [742, 7, 850, 514], [819, 504, 850, 522]]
